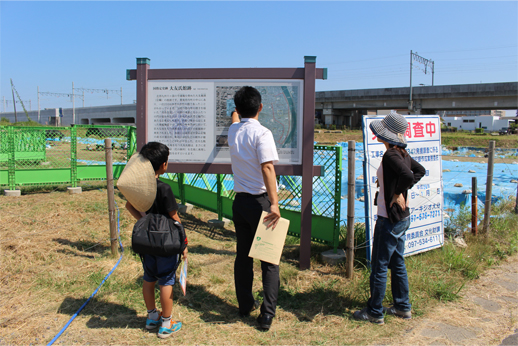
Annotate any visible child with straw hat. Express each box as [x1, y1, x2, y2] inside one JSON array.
[[118, 142, 187, 338]]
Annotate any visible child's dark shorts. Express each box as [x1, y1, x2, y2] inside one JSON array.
[[142, 254, 178, 286]]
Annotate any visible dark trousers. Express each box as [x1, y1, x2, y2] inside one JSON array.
[[232, 193, 280, 317]]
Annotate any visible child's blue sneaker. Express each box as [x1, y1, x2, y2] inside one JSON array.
[[157, 321, 182, 338], [145, 314, 162, 330]]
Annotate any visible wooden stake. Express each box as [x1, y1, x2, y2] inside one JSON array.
[[482, 141, 495, 234], [472, 177, 477, 235], [346, 140, 355, 279], [105, 138, 118, 257]]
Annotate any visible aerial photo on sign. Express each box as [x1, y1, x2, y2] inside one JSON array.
[[215, 82, 301, 163]]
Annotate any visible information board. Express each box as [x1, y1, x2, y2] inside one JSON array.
[[147, 80, 303, 164], [363, 115, 444, 257]]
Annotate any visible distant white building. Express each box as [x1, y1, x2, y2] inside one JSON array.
[[443, 109, 506, 117], [442, 115, 511, 132]]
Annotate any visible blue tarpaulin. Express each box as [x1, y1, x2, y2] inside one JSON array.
[[336, 142, 518, 225]]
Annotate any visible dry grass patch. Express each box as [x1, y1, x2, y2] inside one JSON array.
[[1, 189, 517, 345], [0, 189, 405, 345]]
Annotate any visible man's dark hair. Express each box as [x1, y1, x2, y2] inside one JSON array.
[[140, 142, 169, 172], [233, 86, 261, 118]]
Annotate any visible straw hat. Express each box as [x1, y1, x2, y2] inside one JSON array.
[[369, 111, 408, 148], [116, 153, 156, 212]]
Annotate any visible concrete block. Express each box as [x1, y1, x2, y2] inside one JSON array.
[[208, 218, 231, 229], [4, 190, 21, 197], [222, 217, 231, 227], [321, 249, 346, 266], [471, 297, 501, 312], [178, 203, 194, 214], [67, 187, 82, 194], [208, 219, 225, 229], [501, 333, 518, 346], [420, 322, 476, 343]]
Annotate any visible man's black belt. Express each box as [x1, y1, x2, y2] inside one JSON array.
[[235, 192, 268, 197]]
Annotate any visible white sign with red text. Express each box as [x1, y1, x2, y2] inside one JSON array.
[[362, 115, 444, 258]]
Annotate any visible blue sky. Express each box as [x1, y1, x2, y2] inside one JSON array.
[[1, 1, 517, 114]]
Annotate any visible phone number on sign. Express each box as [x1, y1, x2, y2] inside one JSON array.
[[409, 210, 441, 222], [406, 235, 441, 249]]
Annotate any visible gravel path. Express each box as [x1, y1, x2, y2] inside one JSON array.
[[394, 255, 518, 345]]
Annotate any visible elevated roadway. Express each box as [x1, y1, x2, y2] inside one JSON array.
[[315, 82, 518, 127]]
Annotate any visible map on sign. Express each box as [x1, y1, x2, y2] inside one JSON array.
[[147, 80, 303, 164], [216, 85, 299, 149]]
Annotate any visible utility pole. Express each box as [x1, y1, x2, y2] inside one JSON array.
[[38, 88, 84, 125], [409, 51, 435, 112], [409, 50, 413, 111], [72, 82, 75, 125], [11, 79, 17, 122], [432, 60, 435, 86], [38, 86, 40, 123]]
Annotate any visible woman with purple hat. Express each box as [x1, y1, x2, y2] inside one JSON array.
[[353, 111, 426, 325]]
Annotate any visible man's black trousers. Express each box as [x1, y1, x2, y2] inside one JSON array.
[[232, 192, 280, 317]]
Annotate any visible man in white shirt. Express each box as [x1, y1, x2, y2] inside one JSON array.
[[228, 86, 281, 331]]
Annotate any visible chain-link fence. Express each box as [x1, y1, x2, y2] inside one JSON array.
[[0, 125, 136, 190], [161, 145, 343, 249]]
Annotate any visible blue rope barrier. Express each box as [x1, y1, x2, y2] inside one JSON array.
[[47, 200, 123, 346]]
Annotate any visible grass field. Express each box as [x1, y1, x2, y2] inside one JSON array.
[[1, 122, 517, 344], [1, 187, 517, 345]]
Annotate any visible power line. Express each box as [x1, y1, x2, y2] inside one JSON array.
[[439, 54, 518, 62], [75, 87, 121, 96], [322, 54, 408, 66], [420, 45, 518, 55], [75, 87, 123, 105], [323, 46, 517, 67], [2, 98, 32, 112], [36, 84, 123, 124], [38, 91, 84, 100]]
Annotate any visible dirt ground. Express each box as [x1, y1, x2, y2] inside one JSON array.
[[443, 156, 518, 164], [314, 130, 363, 145]]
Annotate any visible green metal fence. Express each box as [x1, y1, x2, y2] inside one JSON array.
[[161, 145, 343, 250], [0, 125, 136, 190], [1, 126, 341, 249]]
